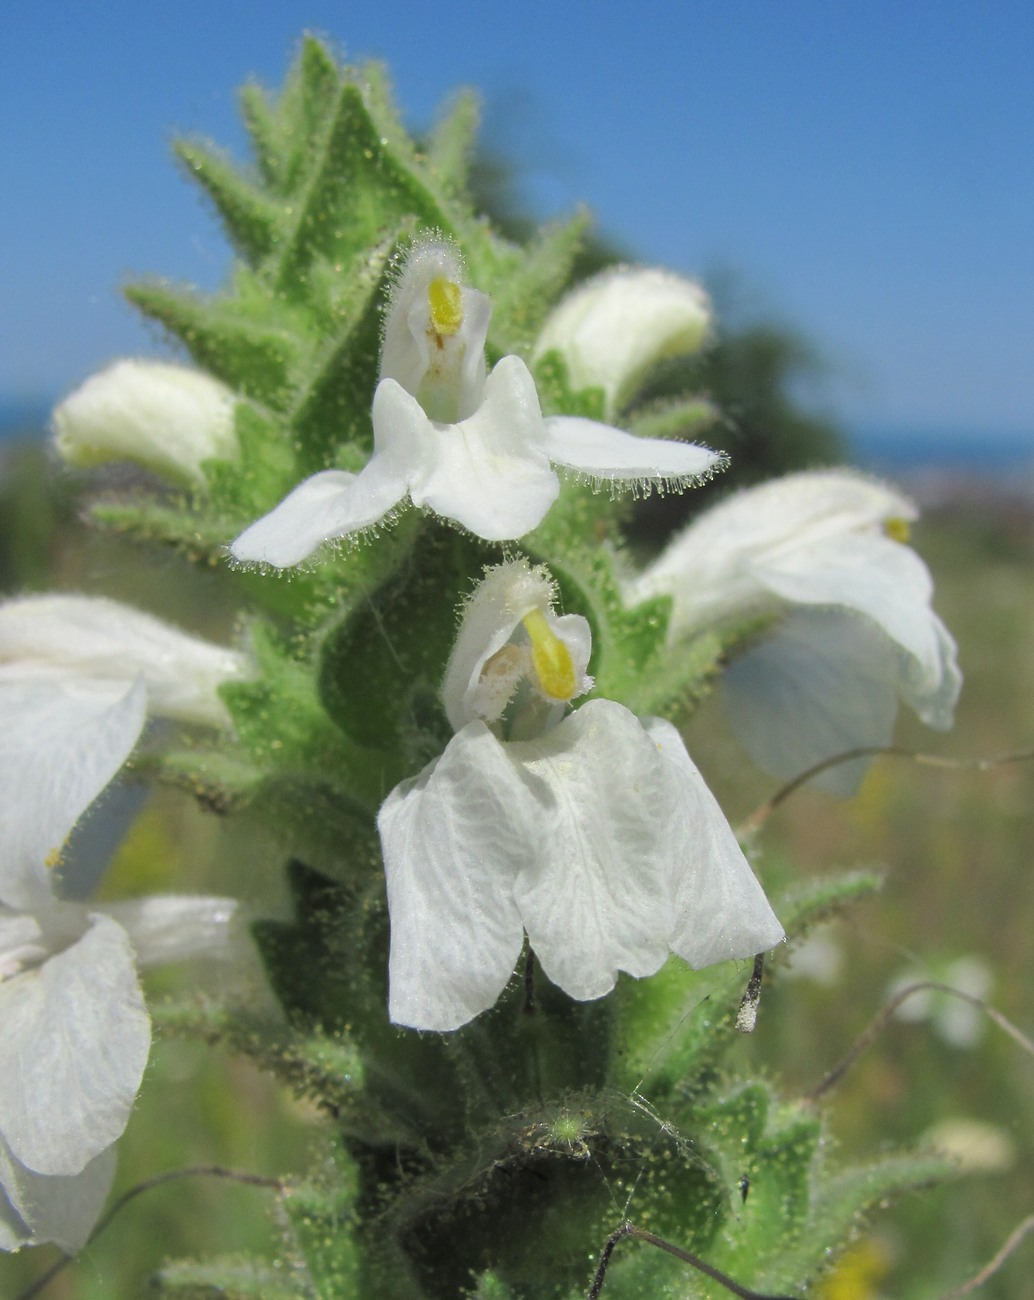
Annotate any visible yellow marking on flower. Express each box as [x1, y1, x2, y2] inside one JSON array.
[[44, 847, 63, 870], [522, 607, 577, 701], [428, 278, 464, 337], [884, 516, 911, 543]]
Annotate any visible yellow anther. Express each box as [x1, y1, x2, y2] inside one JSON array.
[[522, 607, 577, 701], [884, 516, 911, 543], [428, 278, 464, 337]]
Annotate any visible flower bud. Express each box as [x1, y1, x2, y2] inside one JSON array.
[[0, 595, 248, 728], [533, 266, 712, 418], [53, 359, 238, 485]]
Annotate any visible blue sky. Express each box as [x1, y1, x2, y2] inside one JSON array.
[[3, 0, 1034, 442]]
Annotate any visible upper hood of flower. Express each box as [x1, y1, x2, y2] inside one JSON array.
[[630, 468, 920, 636], [379, 236, 492, 424], [441, 559, 592, 734]]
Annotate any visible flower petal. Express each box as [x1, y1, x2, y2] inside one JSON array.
[[897, 611, 961, 729], [0, 674, 146, 910], [0, 910, 46, 979], [641, 717, 785, 963], [100, 895, 239, 969], [0, 1138, 115, 1253], [378, 724, 528, 1031], [508, 700, 676, 1000], [629, 469, 919, 637], [59, 779, 150, 901], [230, 465, 406, 567], [753, 533, 961, 733], [755, 532, 941, 672], [399, 358, 561, 540], [0, 913, 150, 1175], [723, 609, 901, 796], [542, 415, 721, 484], [0, 595, 247, 728]]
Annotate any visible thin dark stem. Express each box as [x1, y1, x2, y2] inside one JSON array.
[[587, 1221, 795, 1299], [18, 1165, 284, 1300], [802, 981, 1034, 1104], [939, 1214, 1034, 1298], [742, 745, 1034, 834], [586, 1221, 634, 1299]]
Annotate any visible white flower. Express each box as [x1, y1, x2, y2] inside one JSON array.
[[628, 470, 962, 794], [0, 617, 242, 1251], [888, 955, 993, 1049], [378, 560, 783, 1032], [231, 238, 721, 567], [532, 265, 712, 420], [0, 594, 249, 729], [923, 1116, 1016, 1174], [53, 359, 238, 486]]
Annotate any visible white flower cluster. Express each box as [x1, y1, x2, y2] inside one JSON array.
[[24, 236, 961, 1251], [0, 598, 247, 1250]]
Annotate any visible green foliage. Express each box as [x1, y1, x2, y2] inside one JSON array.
[[617, 861, 868, 1089], [215, 852, 932, 1298], [627, 394, 719, 443], [278, 1145, 363, 1298], [317, 522, 491, 762]]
